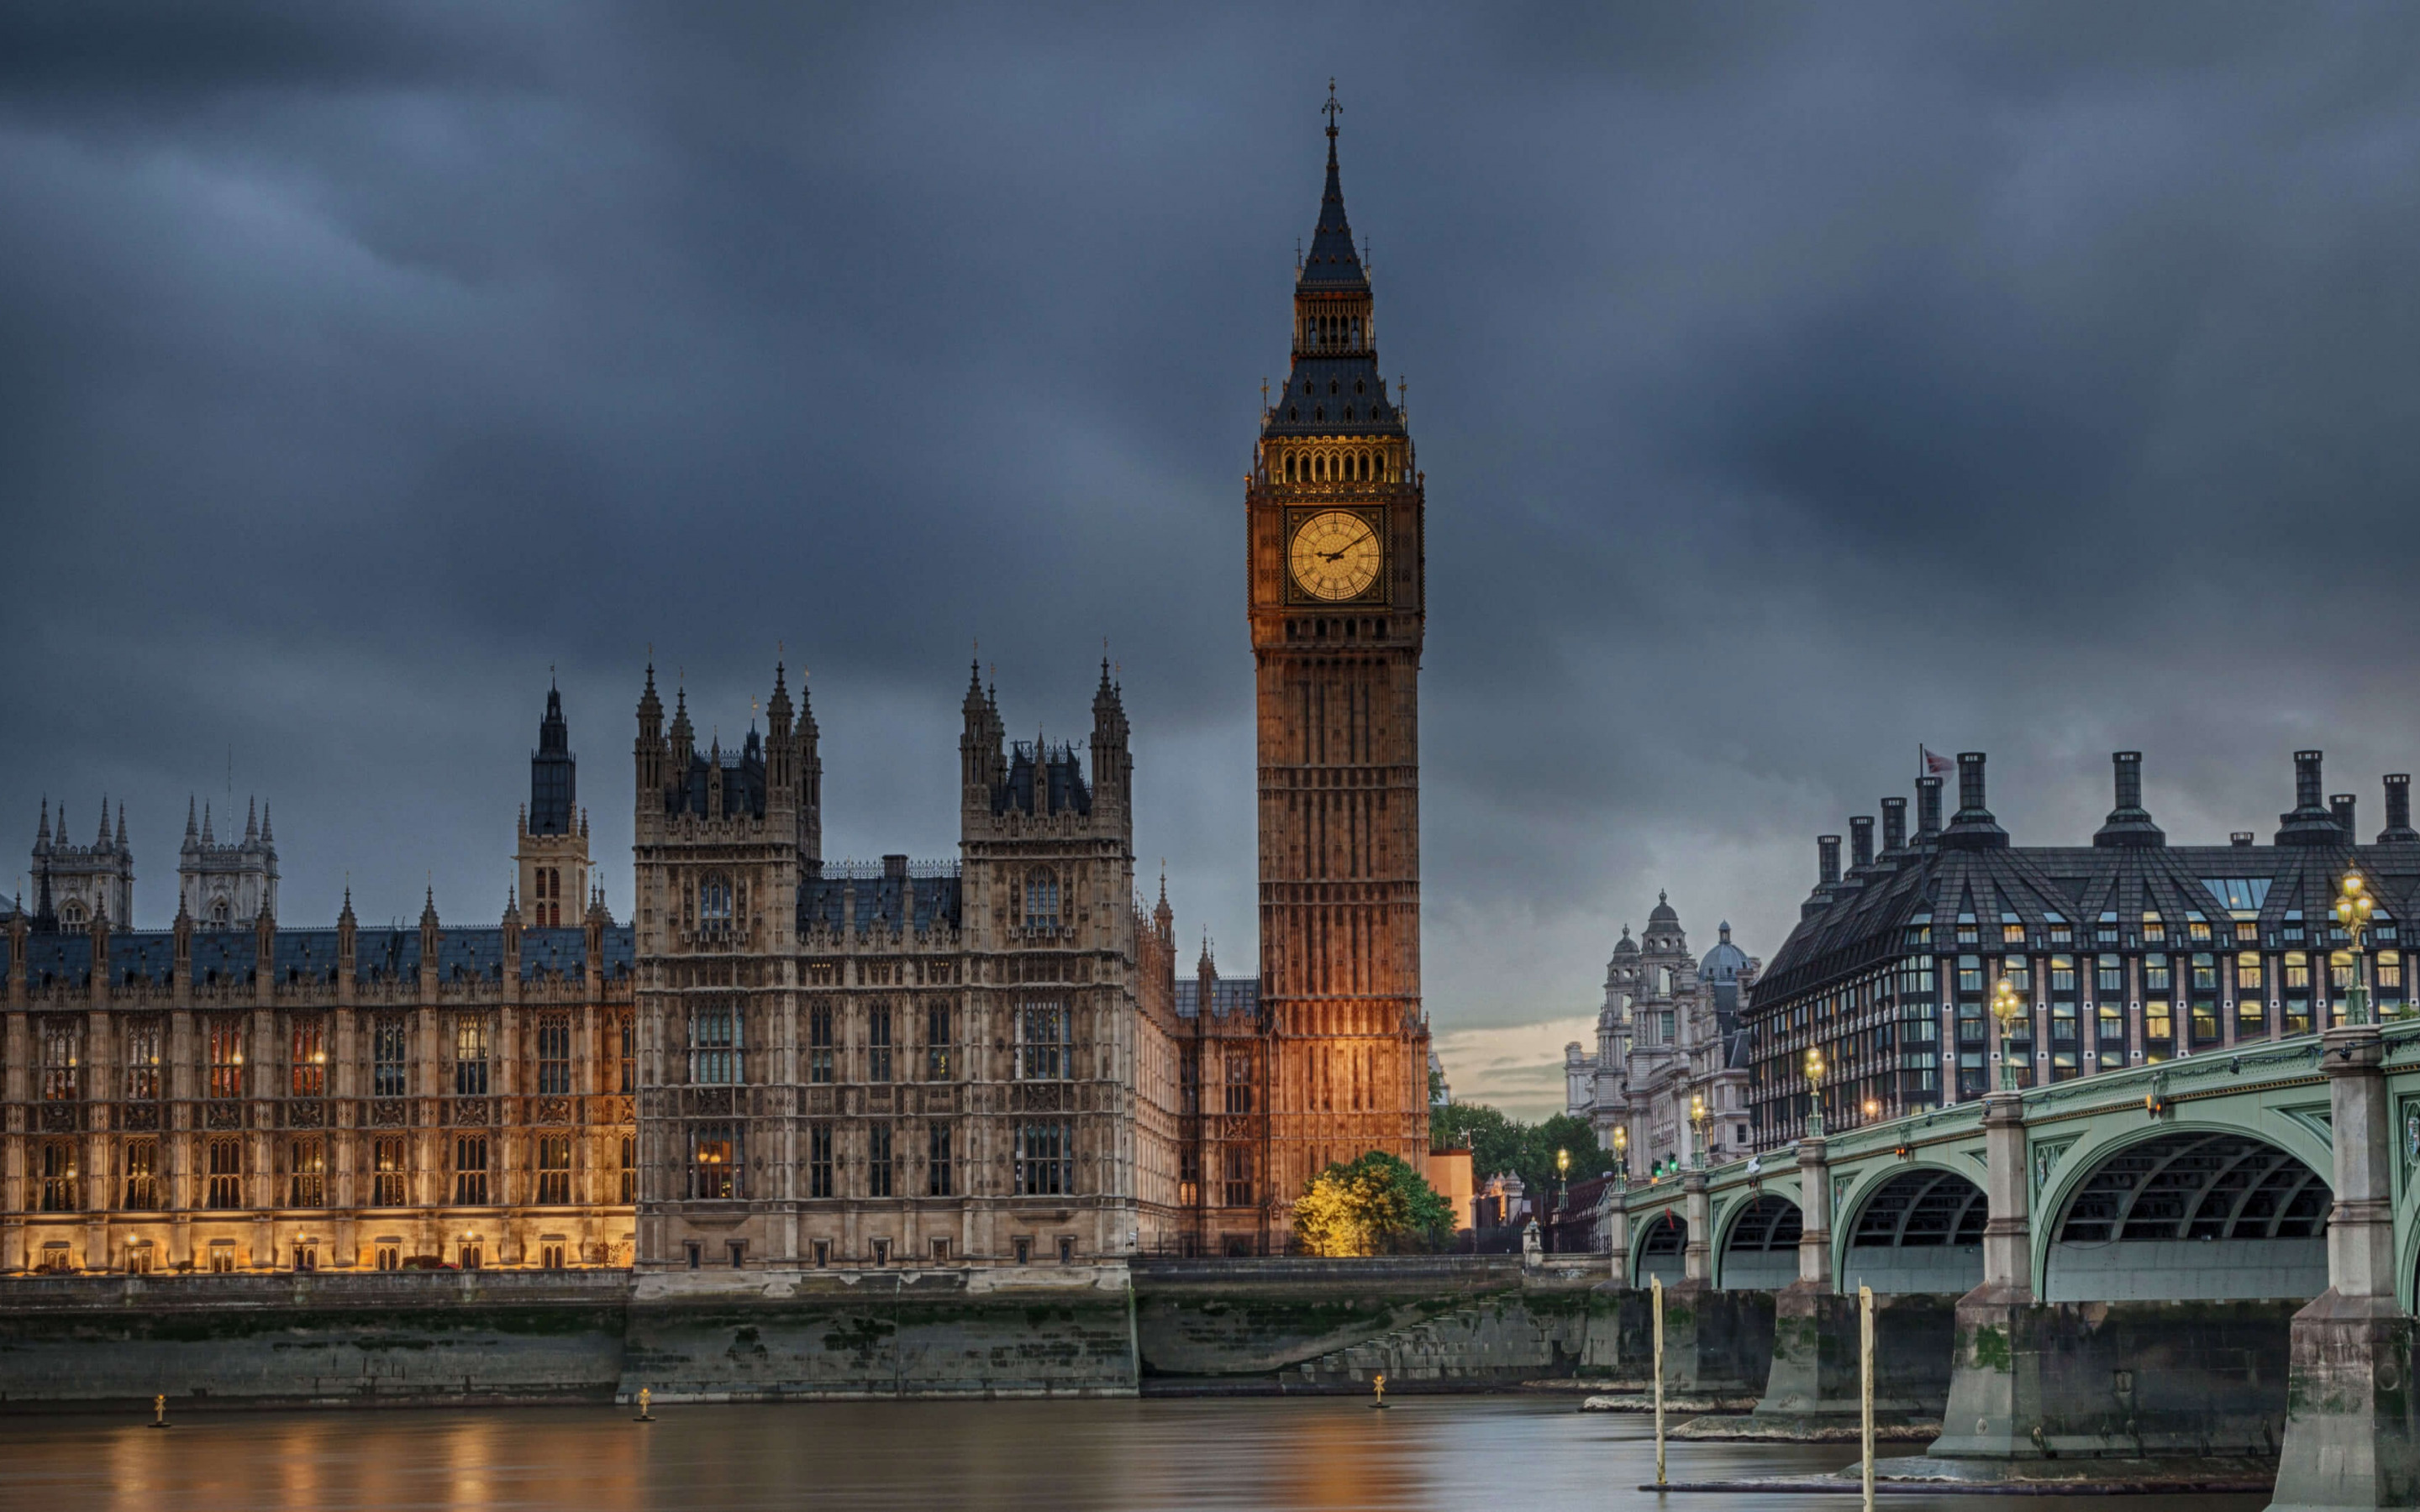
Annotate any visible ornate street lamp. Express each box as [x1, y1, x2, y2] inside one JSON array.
[[1991, 975, 2026, 1092], [1688, 1092, 1709, 1168], [2338, 871, 2376, 1026], [1611, 1123, 1629, 1189], [1803, 1046, 1827, 1137], [1555, 1146, 1571, 1249], [1861, 1095, 1881, 1124]]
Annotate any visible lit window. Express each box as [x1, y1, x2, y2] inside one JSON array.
[[288, 1137, 325, 1208], [122, 1020, 162, 1102], [373, 1137, 407, 1207], [924, 1001, 952, 1080], [689, 1126, 739, 1200], [122, 1139, 160, 1210], [39, 1019, 82, 1102], [39, 1139, 79, 1212], [453, 1017, 491, 1096], [289, 1016, 326, 1098], [206, 1137, 243, 1209]]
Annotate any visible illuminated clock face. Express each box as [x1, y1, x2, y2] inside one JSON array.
[[1289, 510, 1382, 601]]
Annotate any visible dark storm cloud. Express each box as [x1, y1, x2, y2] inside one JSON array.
[[8, 3, 2420, 1108]]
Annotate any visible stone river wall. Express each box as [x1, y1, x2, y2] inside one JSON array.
[[0, 1257, 1669, 1409]]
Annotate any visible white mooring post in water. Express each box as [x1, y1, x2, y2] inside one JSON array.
[[1860, 1284, 1876, 1512], [1652, 1273, 1666, 1487]]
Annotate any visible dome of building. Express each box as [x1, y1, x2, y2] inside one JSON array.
[[1610, 925, 1639, 958], [1700, 921, 1751, 984], [1647, 889, 1680, 927]]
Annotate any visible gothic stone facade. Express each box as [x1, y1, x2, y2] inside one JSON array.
[[629, 660, 1187, 1271], [1, 898, 638, 1275]]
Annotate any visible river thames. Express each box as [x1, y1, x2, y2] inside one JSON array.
[[0, 1397, 2272, 1511]]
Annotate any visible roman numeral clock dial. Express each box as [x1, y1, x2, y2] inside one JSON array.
[[1287, 509, 1381, 601]]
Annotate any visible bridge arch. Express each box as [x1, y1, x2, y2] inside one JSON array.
[[1835, 1163, 1986, 1294], [2039, 1126, 2329, 1301], [1715, 1193, 1801, 1289], [1633, 1210, 1686, 1287]]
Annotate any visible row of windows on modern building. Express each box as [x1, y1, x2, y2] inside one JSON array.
[[1750, 941, 2407, 1135]]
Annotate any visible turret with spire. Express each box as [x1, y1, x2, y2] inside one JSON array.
[[29, 794, 134, 929], [176, 790, 277, 928]]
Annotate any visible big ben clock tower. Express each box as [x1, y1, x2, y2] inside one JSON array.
[[1247, 87, 1430, 1239]]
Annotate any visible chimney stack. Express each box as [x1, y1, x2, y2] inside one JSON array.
[[1849, 816, 1876, 872], [2094, 749, 2165, 848], [2276, 750, 2340, 846], [1818, 835, 1842, 889], [1916, 777, 1944, 842], [1939, 752, 2009, 850], [2382, 774, 2417, 844], [2231, 832, 2255, 847], [2331, 794, 2357, 836], [1880, 796, 1908, 855]]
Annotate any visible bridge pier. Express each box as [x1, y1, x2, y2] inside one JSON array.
[[1753, 1129, 1952, 1430], [1931, 1088, 2043, 1458], [2270, 1022, 2420, 1512], [1643, 1168, 1773, 1397]]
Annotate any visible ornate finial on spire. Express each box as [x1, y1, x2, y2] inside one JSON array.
[[1659, 889, 1668, 906], [1324, 77, 1341, 143]]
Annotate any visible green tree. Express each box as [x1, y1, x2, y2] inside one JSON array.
[[1292, 1151, 1456, 1256], [1431, 1103, 1606, 1210]]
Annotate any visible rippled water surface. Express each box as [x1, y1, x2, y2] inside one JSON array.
[[0, 1398, 2276, 1511]]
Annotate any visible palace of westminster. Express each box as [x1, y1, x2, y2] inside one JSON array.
[[0, 103, 1436, 1277]]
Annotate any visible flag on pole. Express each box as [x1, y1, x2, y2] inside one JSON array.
[[1921, 745, 1954, 776]]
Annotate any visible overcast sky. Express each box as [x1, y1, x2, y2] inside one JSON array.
[[8, 4, 2420, 1116]]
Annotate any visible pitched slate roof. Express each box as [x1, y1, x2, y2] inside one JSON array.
[[1755, 790, 2420, 1007]]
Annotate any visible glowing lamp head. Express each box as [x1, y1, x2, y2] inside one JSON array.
[[1803, 1047, 1826, 1083], [1556, 1147, 1570, 1175], [1612, 1126, 1628, 1152]]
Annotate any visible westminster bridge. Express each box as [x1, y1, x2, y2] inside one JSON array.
[[1608, 1015, 2420, 1509]]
